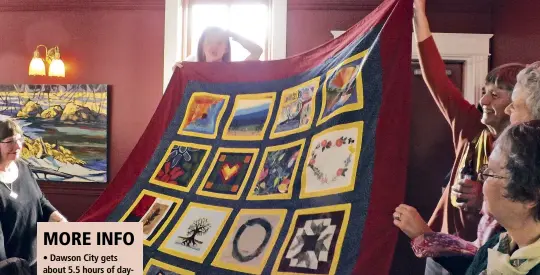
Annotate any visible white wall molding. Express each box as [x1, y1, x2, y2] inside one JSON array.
[[270, 0, 288, 60], [331, 31, 493, 104], [163, 0, 182, 93]]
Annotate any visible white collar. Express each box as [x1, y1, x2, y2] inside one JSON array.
[[0, 161, 18, 184]]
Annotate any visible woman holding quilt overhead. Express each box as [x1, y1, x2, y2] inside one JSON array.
[[393, 0, 526, 273], [174, 26, 263, 69]]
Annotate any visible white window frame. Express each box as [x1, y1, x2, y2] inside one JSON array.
[[163, 0, 183, 92], [269, 0, 287, 60], [163, 0, 287, 93], [331, 31, 493, 104]]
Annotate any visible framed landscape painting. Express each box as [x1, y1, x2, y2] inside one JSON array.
[[0, 84, 109, 183]]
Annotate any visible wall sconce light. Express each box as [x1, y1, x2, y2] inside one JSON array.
[[29, 45, 65, 77]]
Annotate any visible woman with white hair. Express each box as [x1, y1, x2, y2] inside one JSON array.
[[505, 61, 540, 124]]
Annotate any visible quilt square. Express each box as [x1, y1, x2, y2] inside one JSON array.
[[246, 139, 305, 200], [196, 148, 259, 200], [212, 209, 287, 274], [222, 93, 276, 140], [272, 204, 351, 275], [143, 259, 195, 275], [270, 77, 320, 139], [149, 141, 212, 192], [158, 203, 233, 263], [301, 121, 364, 198], [317, 50, 368, 126], [118, 190, 182, 246], [178, 92, 230, 139]]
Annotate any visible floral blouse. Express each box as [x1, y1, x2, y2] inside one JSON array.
[[411, 213, 503, 258]]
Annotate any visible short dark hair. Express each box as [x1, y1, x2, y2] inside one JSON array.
[[196, 27, 231, 62], [485, 63, 526, 92], [496, 119, 540, 221], [0, 118, 23, 141]]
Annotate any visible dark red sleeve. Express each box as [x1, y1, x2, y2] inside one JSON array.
[[417, 36, 484, 148]]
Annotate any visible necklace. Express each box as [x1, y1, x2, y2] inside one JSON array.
[[2, 181, 17, 199]]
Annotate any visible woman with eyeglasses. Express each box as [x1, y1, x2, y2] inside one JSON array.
[[394, 120, 540, 274], [0, 119, 66, 274], [465, 120, 540, 274]]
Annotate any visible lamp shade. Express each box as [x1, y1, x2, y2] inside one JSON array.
[[48, 59, 65, 77], [29, 57, 46, 76]]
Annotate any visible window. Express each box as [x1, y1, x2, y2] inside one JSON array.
[[183, 1, 270, 61], [162, 0, 286, 92]]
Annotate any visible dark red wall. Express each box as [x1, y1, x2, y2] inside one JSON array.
[[286, 0, 492, 56], [0, 1, 165, 221], [492, 0, 540, 66]]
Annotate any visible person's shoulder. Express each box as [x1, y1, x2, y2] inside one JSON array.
[[457, 127, 489, 150], [482, 232, 502, 249], [464, 233, 502, 275], [184, 54, 197, 62], [14, 160, 34, 179], [473, 232, 502, 263], [15, 159, 29, 170]]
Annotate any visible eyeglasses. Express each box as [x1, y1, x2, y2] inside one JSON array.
[[0, 137, 24, 145], [478, 164, 507, 181]]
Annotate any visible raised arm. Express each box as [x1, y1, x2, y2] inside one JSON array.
[[413, 0, 483, 144], [228, 31, 263, 61], [413, 0, 431, 43]]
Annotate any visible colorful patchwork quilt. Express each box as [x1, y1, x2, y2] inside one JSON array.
[[78, 0, 413, 274]]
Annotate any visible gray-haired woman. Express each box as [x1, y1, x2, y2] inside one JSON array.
[[466, 120, 540, 274], [0, 119, 67, 272], [505, 61, 540, 124]]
